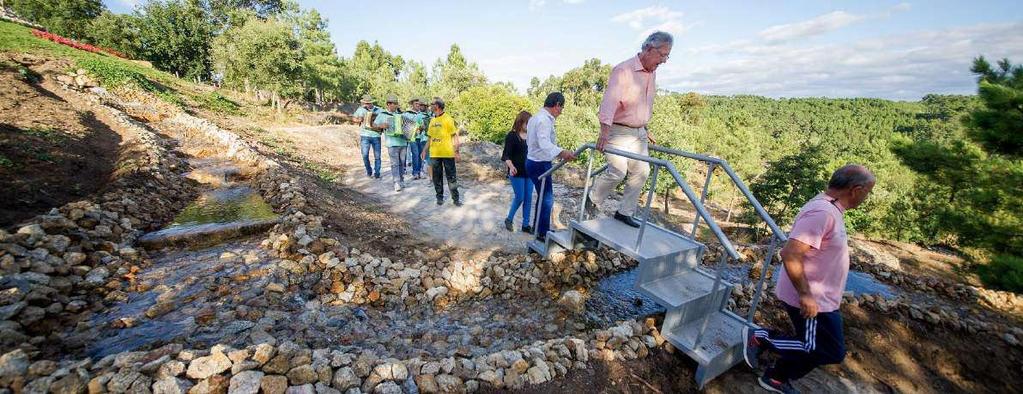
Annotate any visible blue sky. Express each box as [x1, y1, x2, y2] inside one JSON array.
[[104, 1, 1023, 100]]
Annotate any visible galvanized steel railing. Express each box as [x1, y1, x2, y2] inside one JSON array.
[[528, 142, 788, 343]]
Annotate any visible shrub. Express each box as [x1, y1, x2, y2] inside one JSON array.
[[449, 84, 532, 143], [977, 254, 1023, 294]]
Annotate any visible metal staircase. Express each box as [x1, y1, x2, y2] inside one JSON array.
[[526, 143, 788, 388]]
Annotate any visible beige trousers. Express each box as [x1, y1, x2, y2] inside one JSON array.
[[589, 125, 650, 216]]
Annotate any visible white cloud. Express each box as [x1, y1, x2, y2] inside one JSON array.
[[758, 4, 912, 43], [611, 6, 689, 40], [529, 0, 585, 10], [759, 11, 865, 42], [663, 22, 1023, 100], [891, 2, 912, 13]]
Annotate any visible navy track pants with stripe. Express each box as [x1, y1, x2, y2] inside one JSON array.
[[753, 303, 846, 382]]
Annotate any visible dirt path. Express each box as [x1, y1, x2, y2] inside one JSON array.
[[269, 124, 536, 253]]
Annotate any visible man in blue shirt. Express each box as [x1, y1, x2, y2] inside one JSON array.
[[352, 94, 382, 179]]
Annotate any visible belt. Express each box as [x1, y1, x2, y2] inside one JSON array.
[[612, 122, 645, 129]]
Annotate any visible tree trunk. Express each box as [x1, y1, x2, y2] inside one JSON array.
[[725, 196, 736, 223], [663, 188, 670, 214]]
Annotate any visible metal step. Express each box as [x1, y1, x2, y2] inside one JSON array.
[[635, 268, 728, 310], [526, 229, 572, 257], [662, 310, 750, 388], [571, 217, 700, 263]]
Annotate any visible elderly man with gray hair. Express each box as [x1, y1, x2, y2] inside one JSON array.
[[587, 31, 673, 227], [743, 164, 875, 394]]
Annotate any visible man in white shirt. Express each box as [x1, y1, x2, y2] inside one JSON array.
[[525, 92, 577, 242]]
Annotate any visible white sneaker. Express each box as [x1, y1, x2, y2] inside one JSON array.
[[394, 183, 402, 192]]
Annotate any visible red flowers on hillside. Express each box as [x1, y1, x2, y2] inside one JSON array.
[[31, 29, 128, 59]]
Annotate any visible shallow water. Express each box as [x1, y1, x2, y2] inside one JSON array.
[[585, 268, 664, 326], [171, 186, 277, 226]]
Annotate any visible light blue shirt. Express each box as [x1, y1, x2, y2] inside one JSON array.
[[353, 106, 380, 137]]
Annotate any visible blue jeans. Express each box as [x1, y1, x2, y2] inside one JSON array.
[[360, 135, 382, 177], [409, 140, 427, 176], [507, 176, 533, 228], [525, 159, 553, 239], [388, 146, 406, 183]]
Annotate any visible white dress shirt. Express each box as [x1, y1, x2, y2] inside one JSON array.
[[526, 108, 562, 162]]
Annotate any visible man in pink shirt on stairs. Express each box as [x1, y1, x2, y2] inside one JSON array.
[[743, 164, 875, 394], [587, 31, 673, 228]]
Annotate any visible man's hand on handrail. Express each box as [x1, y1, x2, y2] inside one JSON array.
[[557, 149, 577, 161], [596, 123, 611, 152]]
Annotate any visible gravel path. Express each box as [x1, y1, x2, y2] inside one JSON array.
[[272, 125, 542, 253]]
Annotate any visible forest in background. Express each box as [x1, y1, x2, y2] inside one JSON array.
[[4, 0, 1022, 292]]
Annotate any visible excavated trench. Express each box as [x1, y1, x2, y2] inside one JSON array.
[[58, 148, 657, 362]]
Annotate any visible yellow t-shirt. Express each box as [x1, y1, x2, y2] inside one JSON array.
[[428, 112, 457, 158]]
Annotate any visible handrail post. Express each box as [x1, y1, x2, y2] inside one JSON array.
[[695, 252, 729, 347], [578, 152, 595, 223], [690, 162, 717, 239], [747, 236, 779, 322], [634, 164, 660, 251]]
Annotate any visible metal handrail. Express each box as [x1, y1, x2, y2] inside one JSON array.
[[538, 143, 742, 261], [648, 144, 788, 243], [531, 141, 790, 336]]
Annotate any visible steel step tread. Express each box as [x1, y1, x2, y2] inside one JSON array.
[[663, 310, 746, 365], [571, 217, 700, 262], [547, 229, 573, 249], [636, 269, 723, 309]]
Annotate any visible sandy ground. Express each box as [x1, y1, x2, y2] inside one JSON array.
[[269, 124, 544, 253]]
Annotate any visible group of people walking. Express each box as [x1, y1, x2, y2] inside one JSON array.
[[352, 30, 876, 394], [353, 95, 460, 206]]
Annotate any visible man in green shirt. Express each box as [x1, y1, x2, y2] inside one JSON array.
[[373, 95, 410, 192], [352, 94, 382, 179]]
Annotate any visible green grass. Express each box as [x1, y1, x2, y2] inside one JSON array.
[[302, 162, 339, 184], [194, 91, 242, 115], [0, 20, 184, 105], [0, 154, 13, 168], [22, 126, 67, 143]]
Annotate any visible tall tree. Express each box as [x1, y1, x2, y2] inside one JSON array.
[[213, 14, 302, 110], [748, 143, 831, 226], [9, 0, 104, 40], [87, 11, 142, 59], [432, 44, 486, 99], [135, 0, 215, 81], [292, 9, 343, 104]]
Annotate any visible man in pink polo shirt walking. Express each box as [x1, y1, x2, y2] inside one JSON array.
[[587, 31, 673, 228], [743, 165, 875, 394]]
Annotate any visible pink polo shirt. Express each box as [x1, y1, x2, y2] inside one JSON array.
[[775, 193, 850, 313], [597, 55, 656, 128]]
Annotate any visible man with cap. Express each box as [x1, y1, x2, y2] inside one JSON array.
[[373, 95, 410, 192], [406, 98, 429, 180], [352, 94, 382, 179]]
